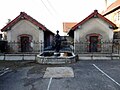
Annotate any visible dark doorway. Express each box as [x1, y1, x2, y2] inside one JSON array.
[[21, 36, 30, 52], [89, 36, 98, 52]]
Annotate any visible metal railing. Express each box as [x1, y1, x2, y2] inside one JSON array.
[[74, 41, 120, 54], [3, 41, 120, 54], [6, 41, 44, 53]]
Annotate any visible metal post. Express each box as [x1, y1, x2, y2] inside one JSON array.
[[40, 40, 43, 53], [22, 54, 24, 60], [111, 41, 114, 60], [91, 52, 93, 60], [4, 53, 5, 60]]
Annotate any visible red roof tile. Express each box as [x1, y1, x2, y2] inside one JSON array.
[[1, 12, 48, 32], [63, 22, 77, 33], [102, 0, 120, 15]]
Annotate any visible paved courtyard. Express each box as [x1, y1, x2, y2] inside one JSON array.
[[0, 60, 120, 90]]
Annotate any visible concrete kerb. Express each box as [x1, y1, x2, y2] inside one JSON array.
[[0, 54, 37, 61], [78, 53, 120, 60], [0, 53, 119, 61]]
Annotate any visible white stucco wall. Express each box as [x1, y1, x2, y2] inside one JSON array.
[[7, 20, 44, 42], [74, 18, 114, 42], [6, 20, 44, 52]]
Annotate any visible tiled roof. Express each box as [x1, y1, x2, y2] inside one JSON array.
[[63, 22, 77, 33], [1, 12, 50, 32], [102, 0, 120, 15], [68, 10, 118, 34]]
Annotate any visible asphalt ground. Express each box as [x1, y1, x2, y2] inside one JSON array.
[[0, 60, 120, 90]]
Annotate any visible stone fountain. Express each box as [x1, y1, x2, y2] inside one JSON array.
[[36, 30, 78, 64]]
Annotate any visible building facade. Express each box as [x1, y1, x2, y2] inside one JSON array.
[[1, 12, 54, 53], [68, 10, 117, 53], [102, 0, 120, 38]]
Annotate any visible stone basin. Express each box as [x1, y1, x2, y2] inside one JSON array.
[[36, 51, 78, 64]]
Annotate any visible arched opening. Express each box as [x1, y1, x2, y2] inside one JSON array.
[[86, 33, 102, 52], [18, 34, 32, 52]]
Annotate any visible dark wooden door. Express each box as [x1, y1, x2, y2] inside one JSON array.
[[89, 36, 98, 52], [21, 36, 30, 52]]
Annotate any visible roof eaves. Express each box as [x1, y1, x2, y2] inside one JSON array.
[[22, 13, 47, 31], [45, 29, 55, 35], [97, 13, 117, 29], [1, 15, 21, 32], [71, 10, 97, 31], [68, 10, 118, 34], [1, 12, 47, 32]]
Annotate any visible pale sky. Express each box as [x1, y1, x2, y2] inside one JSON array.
[[0, 0, 115, 35]]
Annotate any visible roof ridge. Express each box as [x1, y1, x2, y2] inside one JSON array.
[[1, 12, 47, 32], [69, 10, 117, 32]]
